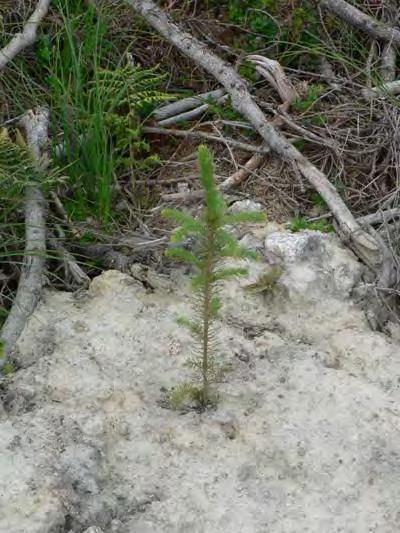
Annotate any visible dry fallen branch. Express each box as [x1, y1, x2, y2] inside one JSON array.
[[154, 89, 228, 126], [380, 1, 398, 82], [362, 79, 400, 99], [142, 125, 269, 154], [157, 103, 212, 127], [0, 0, 51, 72], [320, 0, 400, 46], [220, 152, 267, 191], [161, 150, 268, 202], [153, 88, 226, 120], [247, 55, 298, 109], [124, 0, 382, 270], [0, 107, 49, 368], [358, 208, 400, 227], [48, 230, 90, 287]]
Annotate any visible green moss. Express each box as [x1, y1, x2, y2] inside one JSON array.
[[289, 216, 333, 233]]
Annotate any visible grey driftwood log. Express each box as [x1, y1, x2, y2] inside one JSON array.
[[0, 108, 49, 368]]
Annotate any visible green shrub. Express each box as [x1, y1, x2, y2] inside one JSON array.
[[38, 1, 170, 224], [289, 216, 333, 233]]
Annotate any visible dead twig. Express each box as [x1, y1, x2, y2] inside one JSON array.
[[220, 152, 267, 191], [161, 150, 268, 202], [47, 229, 90, 287], [247, 55, 298, 110], [358, 208, 400, 227], [0, 0, 51, 72], [153, 88, 226, 121], [142, 125, 269, 154]]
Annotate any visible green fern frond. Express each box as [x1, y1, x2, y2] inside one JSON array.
[[94, 64, 172, 112], [0, 134, 42, 186]]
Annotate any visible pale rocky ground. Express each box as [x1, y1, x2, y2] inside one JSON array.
[[1, 225, 400, 533]]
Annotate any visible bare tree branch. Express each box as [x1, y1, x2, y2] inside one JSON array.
[[320, 0, 400, 46], [124, 0, 382, 269], [380, 2, 398, 83], [142, 125, 270, 154], [0, 107, 49, 368], [362, 78, 400, 99], [0, 0, 52, 72], [247, 55, 298, 110], [220, 152, 267, 192]]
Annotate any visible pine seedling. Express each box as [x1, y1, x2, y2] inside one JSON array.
[[162, 145, 266, 409]]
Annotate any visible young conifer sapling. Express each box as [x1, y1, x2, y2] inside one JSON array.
[[162, 145, 266, 408]]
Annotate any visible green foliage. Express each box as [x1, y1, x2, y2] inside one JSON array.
[[1, 361, 14, 376], [227, 0, 279, 51], [225, 0, 319, 61], [289, 216, 333, 233], [167, 383, 215, 411], [0, 130, 59, 189], [163, 145, 266, 409], [95, 64, 171, 169], [0, 132, 42, 191], [310, 193, 326, 208], [292, 84, 325, 113], [0, 130, 61, 277], [39, 1, 170, 224], [244, 265, 283, 294]]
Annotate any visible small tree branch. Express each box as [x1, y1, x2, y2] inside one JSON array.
[[161, 150, 268, 202], [247, 55, 298, 110], [153, 88, 226, 121], [143, 125, 270, 153], [362, 79, 400, 99], [358, 208, 400, 226], [380, 1, 398, 83], [0, 0, 52, 72], [0, 108, 49, 367], [320, 0, 400, 46], [220, 152, 267, 191], [47, 230, 90, 287]]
